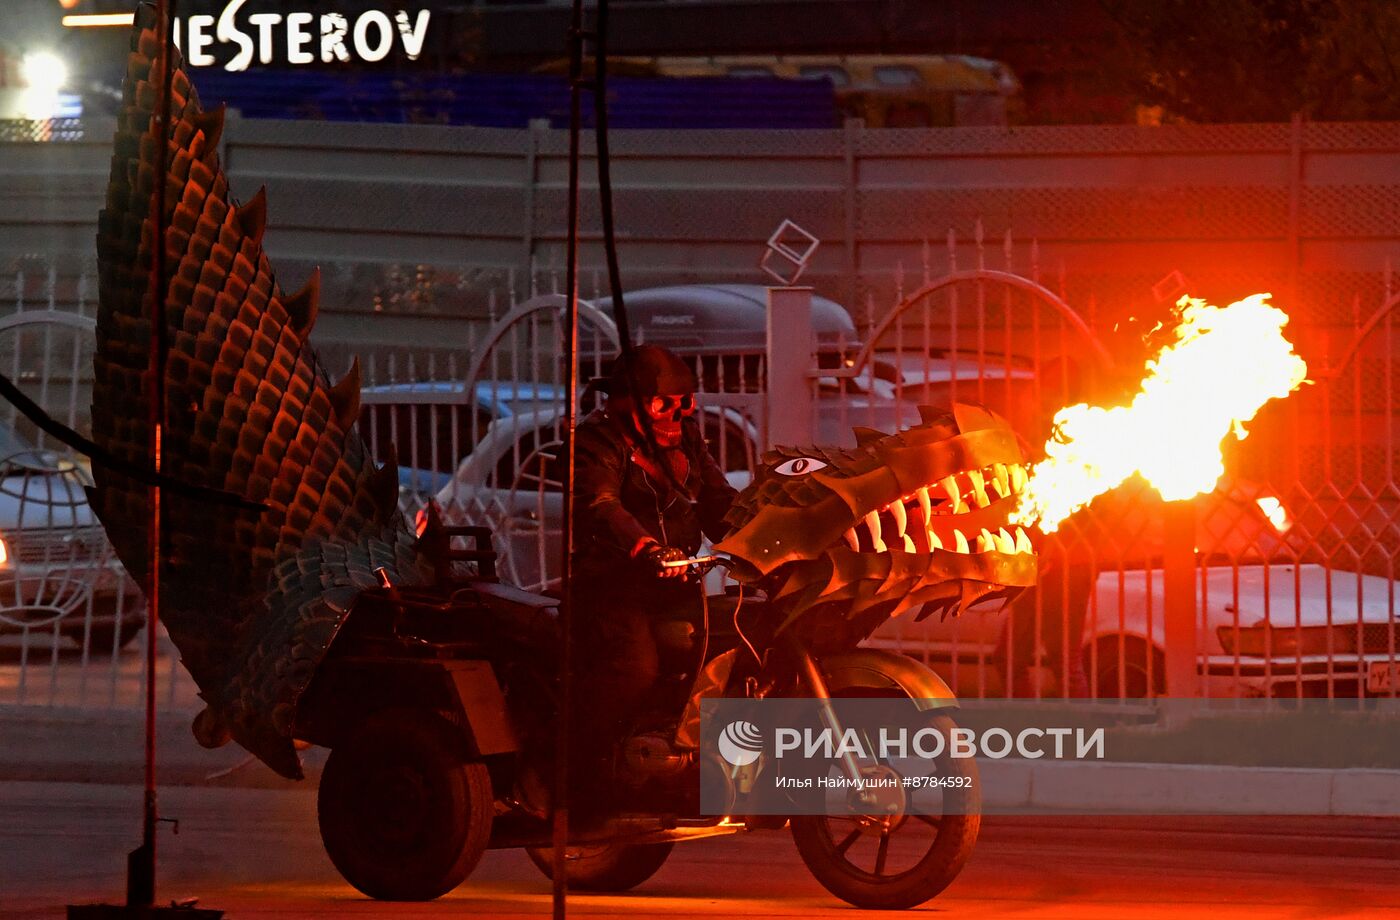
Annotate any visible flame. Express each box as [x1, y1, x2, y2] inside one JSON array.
[[1013, 293, 1308, 533], [1256, 496, 1291, 532]]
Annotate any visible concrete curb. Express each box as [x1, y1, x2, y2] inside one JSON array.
[[0, 708, 320, 789], [978, 758, 1400, 815]]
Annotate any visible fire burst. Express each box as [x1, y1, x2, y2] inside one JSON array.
[[1013, 293, 1308, 533]]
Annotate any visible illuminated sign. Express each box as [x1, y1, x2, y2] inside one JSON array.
[[169, 1, 432, 71]]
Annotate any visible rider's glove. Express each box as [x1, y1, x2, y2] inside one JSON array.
[[635, 539, 689, 580]]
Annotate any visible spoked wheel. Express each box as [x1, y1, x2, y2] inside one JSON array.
[[318, 708, 493, 901], [525, 841, 674, 892], [790, 713, 979, 910]]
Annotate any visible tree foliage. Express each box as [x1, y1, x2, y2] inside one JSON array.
[[1101, 0, 1400, 122]]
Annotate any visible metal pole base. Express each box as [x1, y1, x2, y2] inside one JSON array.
[[67, 906, 223, 919], [127, 842, 155, 907]]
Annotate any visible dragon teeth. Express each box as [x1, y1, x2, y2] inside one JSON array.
[[902, 533, 917, 553], [941, 475, 965, 514], [916, 485, 931, 522], [953, 529, 969, 554], [889, 499, 907, 538], [976, 529, 994, 553], [968, 469, 990, 508], [844, 528, 860, 552], [1015, 526, 1033, 554], [996, 527, 1015, 553], [992, 463, 1011, 499], [1011, 463, 1028, 493], [864, 510, 886, 553], [928, 528, 943, 551]]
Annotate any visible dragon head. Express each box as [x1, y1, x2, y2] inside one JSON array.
[[715, 403, 1038, 629]]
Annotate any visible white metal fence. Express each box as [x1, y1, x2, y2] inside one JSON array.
[[4, 229, 1400, 709]]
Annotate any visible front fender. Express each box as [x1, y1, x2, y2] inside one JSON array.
[[819, 648, 959, 711]]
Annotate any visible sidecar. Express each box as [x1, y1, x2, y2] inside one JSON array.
[[291, 520, 722, 901], [292, 524, 558, 901]]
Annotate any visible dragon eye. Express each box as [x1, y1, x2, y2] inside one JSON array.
[[773, 457, 827, 476]]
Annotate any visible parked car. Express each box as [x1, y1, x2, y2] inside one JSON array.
[[0, 423, 144, 652], [360, 380, 566, 497], [816, 352, 1039, 446], [597, 284, 858, 363], [1092, 561, 1400, 699], [870, 483, 1400, 699]]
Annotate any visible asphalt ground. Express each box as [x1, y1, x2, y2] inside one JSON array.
[[5, 781, 1400, 919]]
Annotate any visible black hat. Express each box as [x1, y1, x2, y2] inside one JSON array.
[[604, 345, 696, 398]]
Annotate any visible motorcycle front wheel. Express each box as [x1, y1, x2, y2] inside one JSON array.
[[789, 713, 979, 910]]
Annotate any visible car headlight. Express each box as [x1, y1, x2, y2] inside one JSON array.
[[1217, 624, 1348, 657], [1217, 625, 1273, 656]]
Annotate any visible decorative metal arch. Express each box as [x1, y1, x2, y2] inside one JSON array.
[[0, 310, 99, 448], [1325, 288, 1400, 380], [0, 309, 97, 334], [824, 269, 1113, 382], [460, 293, 618, 399], [443, 293, 619, 592]]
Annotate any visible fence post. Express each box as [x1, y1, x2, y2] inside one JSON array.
[[766, 286, 814, 450], [522, 118, 547, 286], [1162, 501, 1198, 697], [842, 118, 862, 318], [219, 106, 240, 171], [1287, 112, 1304, 307]]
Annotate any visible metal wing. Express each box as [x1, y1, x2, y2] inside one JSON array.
[[91, 7, 423, 778]]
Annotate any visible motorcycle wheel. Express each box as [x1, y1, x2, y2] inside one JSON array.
[[525, 842, 675, 892], [790, 713, 979, 910], [318, 707, 493, 901]]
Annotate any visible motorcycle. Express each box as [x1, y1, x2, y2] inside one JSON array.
[[296, 531, 985, 911]]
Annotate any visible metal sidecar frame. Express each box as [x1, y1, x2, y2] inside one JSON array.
[[293, 524, 550, 759]]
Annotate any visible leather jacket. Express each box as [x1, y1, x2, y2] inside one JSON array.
[[572, 407, 736, 581]]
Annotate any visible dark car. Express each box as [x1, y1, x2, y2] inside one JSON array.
[[0, 423, 145, 652], [597, 283, 858, 393]]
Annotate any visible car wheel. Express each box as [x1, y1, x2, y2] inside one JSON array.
[[62, 597, 146, 654], [69, 621, 144, 654], [1085, 636, 1165, 699]]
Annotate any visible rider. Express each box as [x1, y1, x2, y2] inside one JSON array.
[[572, 344, 737, 773]]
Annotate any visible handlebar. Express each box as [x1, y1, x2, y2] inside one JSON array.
[[660, 554, 726, 572]]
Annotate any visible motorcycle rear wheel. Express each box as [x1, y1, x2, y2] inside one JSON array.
[[318, 707, 493, 901], [790, 713, 979, 910], [525, 841, 674, 892]]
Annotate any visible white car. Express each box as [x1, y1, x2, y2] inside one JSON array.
[[434, 407, 757, 591], [816, 354, 1038, 448], [869, 487, 1399, 700]]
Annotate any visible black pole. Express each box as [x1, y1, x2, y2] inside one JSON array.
[[552, 0, 585, 916], [592, 0, 630, 356], [129, 0, 177, 907], [590, 0, 680, 490]]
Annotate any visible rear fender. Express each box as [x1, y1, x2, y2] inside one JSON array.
[[819, 648, 959, 711]]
